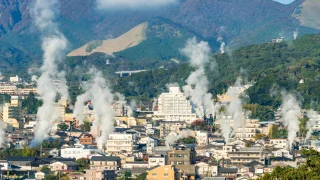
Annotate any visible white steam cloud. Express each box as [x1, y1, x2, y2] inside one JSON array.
[[217, 37, 225, 54], [30, 0, 68, 147], [280, 93, 301, 149], [165, 129, 194, 147], [293, 30, 298, 40], [0, 121, 5, 147], [218, 118, 231, 144], [227, 78, 243, 138], [305, 110, 318, 141], [73, 70, 115, 149], [182, 37, 215, 118], [97, 0, 178, 9]]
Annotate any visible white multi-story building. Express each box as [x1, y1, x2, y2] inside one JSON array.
[[148, 155, 166, 168], [60, 144, 101, 159], [106, 133, 137, 155], [196, 131, 209, 147], [153, 87, 197, 124]]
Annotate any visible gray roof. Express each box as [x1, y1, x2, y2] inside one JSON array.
[[91, 156, 120, 161], [219, 168, 238, 173], [7, 156, 36, 162]]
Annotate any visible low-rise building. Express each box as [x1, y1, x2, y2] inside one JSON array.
[[49, 161, 79, 172], [168, 145, 196, 165], [227, 147, 266, 165], [195, 162, 218, 177], [60, 144, 101, 159], [90, 156, 121, 170], [106, 133, 137, 155], [146, 165, 178, 180], [196, 131, 209, 147], [159, 121, 187, 138], [148, 155, 166, 168]]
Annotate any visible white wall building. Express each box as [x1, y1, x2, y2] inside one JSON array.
[[196, 131, 209, 147], [148, 155, 166, 168], [106, 133, 137, 155], [153, 87, 197, 124], [60, 144, 101, 159]]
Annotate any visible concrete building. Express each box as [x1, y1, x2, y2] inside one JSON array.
[[146, 165, 177, 180], [153, 87, 197, 124], [148, 155, 166, 168], [0, 96, 22, 129], [227, 147, 266, 165], [167, 145, 196, 165], [60, 144, 101, 159], [90, 156, 121, 170], [159, 120, 187, 138], [106, 133, 137, 155], [196, 131, 209, 147], [9, 75, 19, 82], [0, 85, 37, 95], [85, 169, 104, 180], [195, 162, 218, 177]]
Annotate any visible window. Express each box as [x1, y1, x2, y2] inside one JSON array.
[[152, 173, 157, 176], [164, 173, 168, 176]]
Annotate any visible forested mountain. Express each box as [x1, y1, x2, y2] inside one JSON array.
[[108, 34, 320, 112], [0, 0, 319, 75]]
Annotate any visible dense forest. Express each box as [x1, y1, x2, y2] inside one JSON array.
[[112, 34, 320, 112]]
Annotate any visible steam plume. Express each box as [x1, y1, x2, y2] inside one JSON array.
[[73, 70, 115, 149], [165, 129, 194, 147], [218, 118, 231, 144], [280, 93, 301, 149], [226, 78, 243, 137], [305, 110, 318, 141], [293, 30, 298, 40], [217, 37, 225, 54], [182, 37, 215, 118], [30, 0, 68, 147]]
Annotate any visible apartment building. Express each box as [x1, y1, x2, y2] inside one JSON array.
[[153, 87, 197, 124], [90, 156, 121, 170], [167, 145, 196, 165], [0, 85, 38, 95], [159, 120, 187, 138], [106, 133, 137, 155], [196, 131, 209, 147], [146, 165, 177, 180], [0, 96, 22, 128], [60, 144, 102, 159], [227, 147, 266, 165], [148, 155, 166, 168]]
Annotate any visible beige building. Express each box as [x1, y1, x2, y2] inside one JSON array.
[[0, 96, 22, 128], [90, 156, 121, 170], [227, 147, 266, 165], [49, 161, 79, 172], [196, 131, 208, 147], [167, 145, 196, 165], [153, 87, 197, 124], [0, 85, 38, 95], [195, 162, 218, 177], [85, 169, 104, 180], [146, 165, 177, 180], [160, 120, 187, 138], [106, 133, 136, 154]]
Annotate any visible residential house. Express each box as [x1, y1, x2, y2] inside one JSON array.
[[146, 165, 178, 180], [60, 144, 101, 159], [219, 168, 238, 179], [49, 161, 79, 172], [148, 155, 166, 168], [85, 169, 104, 180], [0, 160, 12, 170], [159, 121, 187, 138], [67, 172, 85, 180], [7, 156, 36, 170], [80, 134, 94, 145], [123, 161, 148, 169], [195, 162, 218, 177], [139, 137, 159, 154], [90, 156, 121, 170]]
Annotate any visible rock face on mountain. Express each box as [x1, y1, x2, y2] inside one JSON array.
[[0, 0, 318, 59]]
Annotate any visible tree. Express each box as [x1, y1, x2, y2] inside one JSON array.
[[40, 165, 51, 173], [76, 158, 90, 172], [57, 123, 69, 131], [136, 172, 147, 180], [80, 120, 91, 132], [22, 92, 42, 114], [254, 133, 267, 140], [177, 136, 196, 144]]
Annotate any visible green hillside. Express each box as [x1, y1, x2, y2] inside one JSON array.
[[114, 34, 320, 111]]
